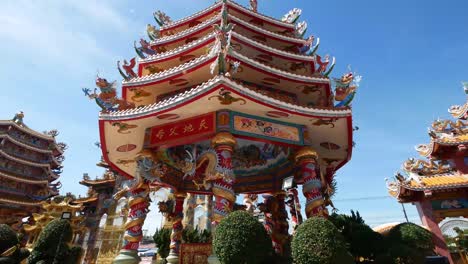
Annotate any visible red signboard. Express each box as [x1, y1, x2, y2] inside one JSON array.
[[148, 113, 216, 147]]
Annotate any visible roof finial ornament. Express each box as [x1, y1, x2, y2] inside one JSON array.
[[295, 21, 308, 38], [249, 0, 258, 13], [82, 76, 135, 112], [134, 39, 157, 59], [281, 8, 302, 24], [153, 10, 172, 27], [299, 35, 320, 56], [146, 24, 160, 41], [333, 67, 362, 107], [209, 4, 235, 76], [462, 81, 468, 95], [117, 58, 137, 80], [12, 111, 24, 125]]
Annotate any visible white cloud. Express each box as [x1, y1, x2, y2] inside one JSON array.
[[0, 0, 132, 71]]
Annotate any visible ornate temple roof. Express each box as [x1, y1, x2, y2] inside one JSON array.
[[140, 33, 216, 64], [90, 0, 357, 194], [387, 87, 468, 200], [151, 16, 221, 46], [105, 76, 348, 120], [158, 0, 295, 34], [72, 196, 98, 205], [0, 120, 55, 141], [159, 1, 223, 32], [79, 174, 116, 187]]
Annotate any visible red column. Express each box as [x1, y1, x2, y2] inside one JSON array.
[[295, 147, 327, 218], [211, 132, 237, 224], [168, 193, 186, 258], [416, 200, 454, 263]]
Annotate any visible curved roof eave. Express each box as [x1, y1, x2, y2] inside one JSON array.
[[160, 1, 223, 31], [101, 76, 350, 121]]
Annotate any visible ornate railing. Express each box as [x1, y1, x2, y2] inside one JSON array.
[[0, 165, 48, 180], [7, 130, 49, 149], [2, 147, 52, 164]]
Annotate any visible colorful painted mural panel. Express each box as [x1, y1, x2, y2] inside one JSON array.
[[179, 243, 212, 264], [231, 112, 304, 145], [431, 198, 468, 210]]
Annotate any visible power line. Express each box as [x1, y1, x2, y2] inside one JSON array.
[[334, 196, 392, 202]]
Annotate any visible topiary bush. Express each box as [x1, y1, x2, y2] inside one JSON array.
[[291, 217, 353, 264], [213, 210, 273, 264], [383, 222, 434, 264], [0, 224, 30, 264], [27, 219, 82, 264]]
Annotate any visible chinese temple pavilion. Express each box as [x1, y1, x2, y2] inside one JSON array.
[[74, 159, 128, 264], [386, 83, 468, 263], [23, 197, 85, 248], [0, 112, 65, 228], [85, 1, 359, 263]]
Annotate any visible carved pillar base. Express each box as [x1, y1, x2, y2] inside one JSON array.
[[112, 250, 140, 264]]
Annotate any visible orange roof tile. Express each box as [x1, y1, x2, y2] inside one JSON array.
[[407, 173, 468, 190]]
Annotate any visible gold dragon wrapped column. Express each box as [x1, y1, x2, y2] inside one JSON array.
[[113, 151, 162, 264], [210, 132, 237, 225], [112, 181, 150, 264], [295, 147, 328, 218]]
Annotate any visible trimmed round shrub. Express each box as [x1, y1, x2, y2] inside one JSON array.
[[0, 224, 30, 264], [292, 217, 352, 264], [27, 219, 81, 264], [213, 211, 273, 264], [384, 222, 434, 263]]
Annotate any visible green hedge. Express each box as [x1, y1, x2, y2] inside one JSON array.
[[292, 217, 353, 264], [383, 222, 434, 263], [27, 219, 82, 264], [213, 211, 273, 264], [0, 224, 30, 264]]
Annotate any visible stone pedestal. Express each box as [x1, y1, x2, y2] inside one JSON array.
[[112, 250, 140, 264]]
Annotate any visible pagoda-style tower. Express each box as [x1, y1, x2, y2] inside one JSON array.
[[0, 112, 65, 228], [85, 1, 358, 263], [386, 83, 468, 263]]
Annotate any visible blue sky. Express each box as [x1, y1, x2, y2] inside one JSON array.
[[1, 0, 467, 231]]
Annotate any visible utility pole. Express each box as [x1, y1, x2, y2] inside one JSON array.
[[401, 203, 409, 222]]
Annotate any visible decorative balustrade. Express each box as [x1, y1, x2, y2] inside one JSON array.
[[0, 164, 48, 179], [7, 130, 50, 149], [0, 185, 49, 199], [2, 147, 52, 164]]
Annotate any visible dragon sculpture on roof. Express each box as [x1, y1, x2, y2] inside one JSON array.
[[402, 158, 452, 175]]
